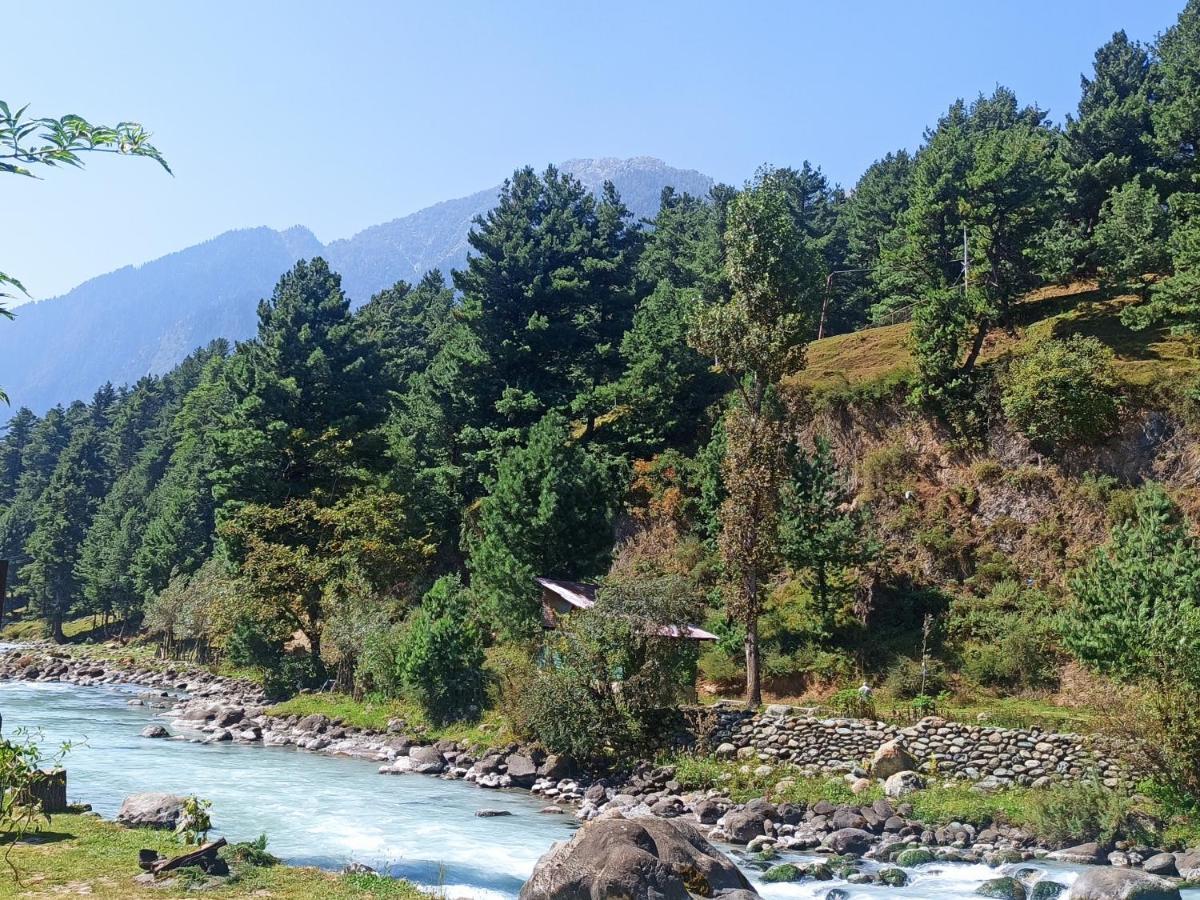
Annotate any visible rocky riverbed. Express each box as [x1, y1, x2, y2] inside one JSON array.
[[2, 643, 1197, 899]]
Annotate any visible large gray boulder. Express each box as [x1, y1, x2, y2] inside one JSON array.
[[821, 827, 876, 855], [884, 770, 925, 798], [722, 799, 777, 844], [506, 752, 539, 787], [1173, 848, 1200, 879], [116, 793, 186, 829], [408, 745, 446, 774], [519, 815, 757, 900], [1068, 868, 1181, 900], [1050, 843, 1105, 865], [870, 739, 919, 779]]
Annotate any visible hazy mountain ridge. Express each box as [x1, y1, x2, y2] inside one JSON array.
[[0, 158, 713, 415]]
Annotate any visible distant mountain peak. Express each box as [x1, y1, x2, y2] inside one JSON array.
[[0, 157, 714, 416]]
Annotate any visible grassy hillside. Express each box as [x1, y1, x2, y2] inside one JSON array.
[[794, 281, 1200, 400]]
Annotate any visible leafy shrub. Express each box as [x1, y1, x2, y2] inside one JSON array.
[[178, 796, 212, 846], [396, 575, 488, 725], [861, 443, 916, 501], [1021, 781, 1148, 847], [828, 687, 876, 720], [882, 656, 947, 700], [961, 622, 1059, 691], [1000, 335, 1121, 450], [519, 574, 700, 761], [228, 834, 278, 867], [356, 623, 406, 699]]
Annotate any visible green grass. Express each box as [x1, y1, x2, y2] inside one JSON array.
[[938, 697, 1100, 734], [791, 281, 1200, 402], [0, 812, 429, 899], [663, 753, 880, 806], [0, 614, 103, 643], [266, 693, 516, 748]]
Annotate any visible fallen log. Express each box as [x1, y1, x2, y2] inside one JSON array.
[[149, 837, 227, 875]]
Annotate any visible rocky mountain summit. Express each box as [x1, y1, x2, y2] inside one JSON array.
[[0, 157, 713, 416]]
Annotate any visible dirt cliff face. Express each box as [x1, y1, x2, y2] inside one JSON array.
[[791, 393, 1200, 603]]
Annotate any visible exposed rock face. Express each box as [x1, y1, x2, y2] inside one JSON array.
[[520, 815, 756, 900], [870, 739, 918, 779], [116, 793, 187, 829], [1068, 867, 1182, 900]]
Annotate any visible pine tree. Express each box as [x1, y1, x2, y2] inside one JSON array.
[[1152, 0, 1200, 184], [451, 166, 642, 478], [467, 411, 615, 637], [1093, 179, 1170, 293], [213, 258, 385, 512], [0, 408, 37, 508], [356, 270, 454, 393], [617, 188, 726, 453], [0, 407, 70, 591], [1067, 30, 1156, 225], [779, 438, 876, 625], [840, 150, 913, 327], [888, 88, 1068, 426], [134, 349, 231, 598], [22, 391, 114, 640]]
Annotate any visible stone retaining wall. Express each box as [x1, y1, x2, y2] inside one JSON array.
[[691, 703, 1136, 790]]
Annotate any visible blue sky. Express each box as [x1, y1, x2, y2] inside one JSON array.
[[3, 0, 1185, 301]]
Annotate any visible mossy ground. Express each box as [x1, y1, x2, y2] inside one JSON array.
[[0, 812, 428, 899]]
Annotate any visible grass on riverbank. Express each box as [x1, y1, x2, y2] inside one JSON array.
[[267, 693, 517, 748], [0, 812, 429, 899]]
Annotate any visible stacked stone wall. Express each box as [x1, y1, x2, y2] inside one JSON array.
[[693, 703, 1135, 789]]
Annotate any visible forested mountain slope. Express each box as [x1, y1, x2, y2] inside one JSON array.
[[0, 157, 712, 415]]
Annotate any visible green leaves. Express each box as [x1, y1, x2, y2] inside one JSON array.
[[0, 101, 171, 178]]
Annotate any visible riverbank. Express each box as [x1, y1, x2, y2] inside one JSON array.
[[0, 812, 429, 899], [5, 641, 1200, 895]]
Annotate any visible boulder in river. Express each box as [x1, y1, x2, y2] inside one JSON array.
[[722, 799, 777, 844], [1068, 867, 1181, 900], [821, 827, 876, 855], [505, 752, 538, 787], [116, 793, 187, 829], [1049, 842, 1105, 865], [140, 724, 169, 739], [977, 876, 1027, 899], [519, 814, 757, 900]]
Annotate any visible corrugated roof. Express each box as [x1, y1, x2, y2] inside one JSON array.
[[535, 577, 717, 641]]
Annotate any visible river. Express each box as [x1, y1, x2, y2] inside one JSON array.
[[4, 678, 1194, 899]]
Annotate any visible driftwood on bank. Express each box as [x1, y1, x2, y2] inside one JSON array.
[[146, 838, 227, 875]]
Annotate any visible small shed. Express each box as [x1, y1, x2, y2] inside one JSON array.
[[535, 577, 718, 641]]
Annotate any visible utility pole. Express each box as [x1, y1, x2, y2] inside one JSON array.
[[962, 225, 970, 296]]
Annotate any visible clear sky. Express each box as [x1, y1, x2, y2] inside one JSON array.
[[2, 0, 1185, 301]]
